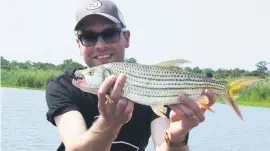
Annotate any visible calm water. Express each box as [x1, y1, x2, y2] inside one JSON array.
[[1, 87, 270, 151]]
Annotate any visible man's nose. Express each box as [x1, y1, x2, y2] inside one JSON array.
[[94, 36, 107, 51]]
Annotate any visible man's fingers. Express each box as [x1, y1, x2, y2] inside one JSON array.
[[169, 105, 188, 122], [115, 98, 128, 116], [124, 100, 134, 115], [110, 73, 126, 101], [169, 109, 181, 122], [178, 96, 205, 122], [177, 105, 202, 125], [199, 89, 216, 113], [202, 89, 216, 105], [177, 104, 196, 120], [123, 100, 134, 122]]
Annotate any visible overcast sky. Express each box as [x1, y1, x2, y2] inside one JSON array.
[[1, 0, 269, 71]]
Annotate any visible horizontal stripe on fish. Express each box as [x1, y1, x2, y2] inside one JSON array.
[[123, 89, 204, 98], [124, 83, 226, 91], [123, 75, 226, 90]]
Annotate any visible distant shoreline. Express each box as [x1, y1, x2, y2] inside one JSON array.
[[2, 58, 269, 109], [2, 85, 270, 108]]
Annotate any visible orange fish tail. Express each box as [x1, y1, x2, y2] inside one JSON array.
[[222, 86, 244, 120], [228, 94, 244, 121]]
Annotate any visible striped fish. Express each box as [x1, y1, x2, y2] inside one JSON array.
[[72, 59, 247, 120]]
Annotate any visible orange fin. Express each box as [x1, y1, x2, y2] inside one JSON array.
[[199, 95, 215, 113], [200, 103, 215, 113], [150, 104, 168, 119]]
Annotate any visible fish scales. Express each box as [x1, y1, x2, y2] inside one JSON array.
[[72, 60, 258, 120], [102, 62, 227, 105]]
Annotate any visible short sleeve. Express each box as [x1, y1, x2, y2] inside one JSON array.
[[45, 79, 79, 126]]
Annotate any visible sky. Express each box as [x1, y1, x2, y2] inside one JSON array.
[[1, 0, 270, 71]]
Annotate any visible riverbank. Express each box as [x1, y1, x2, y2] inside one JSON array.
[[2, 68, 270, 108], [1, 84, 45, 91]]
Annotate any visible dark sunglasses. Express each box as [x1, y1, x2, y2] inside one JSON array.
[[77, 27, 126, 47]]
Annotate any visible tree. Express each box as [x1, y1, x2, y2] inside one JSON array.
[[1, 56, 10, 69], [231, 68, 242, 78], [192, 67, 202, 74], [256, 61, 269, 76]]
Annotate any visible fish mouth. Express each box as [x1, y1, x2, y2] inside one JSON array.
[[73, 73, 84, 80], [72, 74, 99, 94], [72, 73, 87, 89]]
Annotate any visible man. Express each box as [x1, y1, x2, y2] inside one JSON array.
[[45, 0, 215, 151]]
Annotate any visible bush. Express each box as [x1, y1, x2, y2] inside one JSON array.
[[236, 80, 270, 102], [1, 69, 61, 89]]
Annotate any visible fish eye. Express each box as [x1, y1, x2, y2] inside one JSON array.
[[89, 70, 94, 75]]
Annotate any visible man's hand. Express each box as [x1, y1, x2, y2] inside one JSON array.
[[97, 73, 134, 129], [53, 73, 135, 151], [166, 89, 216, 146]]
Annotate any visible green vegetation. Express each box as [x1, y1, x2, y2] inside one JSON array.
[[235, 77, 270, 107], [1, 56, 270, 107], [1, 69, 62, 89], [216, 78, 270, 108], [1, 57, 84, 89]]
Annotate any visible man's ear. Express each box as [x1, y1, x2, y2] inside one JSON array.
[[124, 30, 130, 48], [76, 39, 80, 48], [76, 39, 83, 56]]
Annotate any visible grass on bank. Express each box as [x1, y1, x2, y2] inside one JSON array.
[[1, 69, 270, 107], [216, 77, 270, 108], [1, 69, 62, 90]]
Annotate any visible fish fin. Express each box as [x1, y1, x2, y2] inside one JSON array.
[[198, 95, 215, 113], [150, 104, 168, 119], [155, 59, 191, 68], [220, 84, 244, 121]]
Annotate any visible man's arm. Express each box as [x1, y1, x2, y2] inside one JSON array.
[[151, 90, 215, 151], [46, 79, 121, 151], [151, 117, 189, 151], [54, 111, 121, 151], [50, 73, 134, 151]]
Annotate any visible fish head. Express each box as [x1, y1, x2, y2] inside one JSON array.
[[72, 66, 108, 94]]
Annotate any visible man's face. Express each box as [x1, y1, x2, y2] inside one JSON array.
[[76, 15, 130, 67]]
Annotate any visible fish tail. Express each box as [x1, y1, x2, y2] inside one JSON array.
[[221, 84, 244, 121]]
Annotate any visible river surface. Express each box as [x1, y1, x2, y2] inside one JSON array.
[[1, 87, 270, 151]]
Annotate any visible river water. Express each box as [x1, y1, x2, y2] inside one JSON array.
[[1, 87, 270, 151]]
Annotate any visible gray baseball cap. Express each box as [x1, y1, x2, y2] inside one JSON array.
[[74, 0, 126, 31]]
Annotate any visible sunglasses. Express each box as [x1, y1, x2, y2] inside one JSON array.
[[77, 27, 126, 47]]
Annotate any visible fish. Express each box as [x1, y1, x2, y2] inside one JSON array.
[[71, 59, 248, 120]]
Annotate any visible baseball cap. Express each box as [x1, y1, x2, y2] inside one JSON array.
[[74, 0, 126, 31]]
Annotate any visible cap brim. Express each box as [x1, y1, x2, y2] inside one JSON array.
[[74, 13, 121, 31]]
